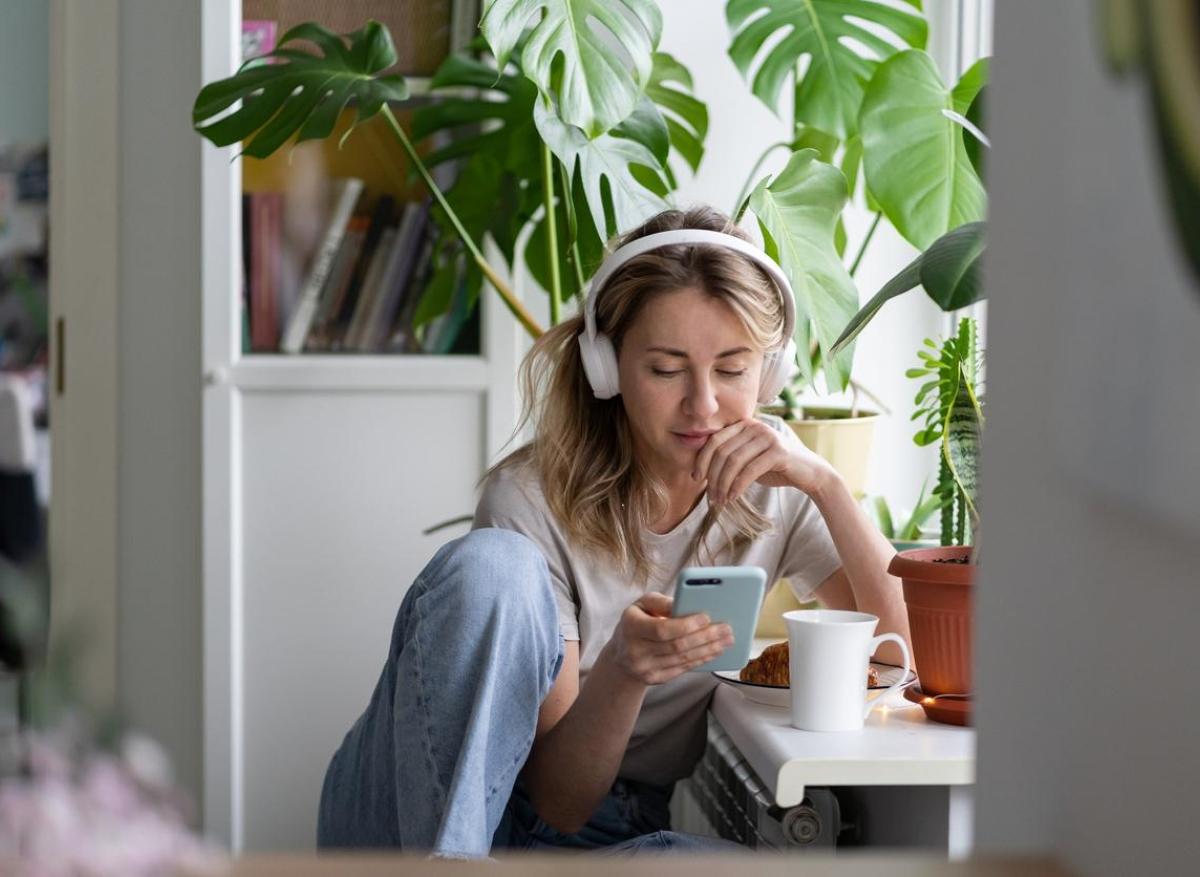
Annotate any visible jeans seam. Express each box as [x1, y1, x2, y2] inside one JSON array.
[[408, 575, 451, 823]]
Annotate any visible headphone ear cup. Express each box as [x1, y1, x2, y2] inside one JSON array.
[[578, 331, 621, 399], [758, 338, 798, 404]]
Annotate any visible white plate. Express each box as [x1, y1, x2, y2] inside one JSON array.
[[713, 663, 918, 709]]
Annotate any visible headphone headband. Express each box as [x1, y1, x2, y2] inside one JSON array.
[[581, 228, 797, 344], [577, 228, 799, 403]]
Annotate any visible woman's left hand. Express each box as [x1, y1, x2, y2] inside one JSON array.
[[691, 418, 836, 504]]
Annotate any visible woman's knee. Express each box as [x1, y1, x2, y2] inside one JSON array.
[[424, 528, 556, 621]]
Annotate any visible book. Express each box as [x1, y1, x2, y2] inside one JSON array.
[[343, 226, 397, 351], [280, 178, 365, 354], [359, 199, 431, 352], [382, 235, 437, 353], [248, 192, 283, 352], [329, 194, 395, 350], [304, 217, 368, 352]]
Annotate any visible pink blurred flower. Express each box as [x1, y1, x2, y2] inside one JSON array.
[[0, 728, 227, 877]]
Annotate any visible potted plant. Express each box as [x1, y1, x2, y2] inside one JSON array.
[[191, 4, 989, 445], [864, 482, 944, 552], [881, 317, 983, 725], [724, 4, 988, 493]]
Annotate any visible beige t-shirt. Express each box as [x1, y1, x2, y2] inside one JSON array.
[[471, 416, 843, 786]]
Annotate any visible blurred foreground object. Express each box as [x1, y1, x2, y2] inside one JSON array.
[[1, 562, 226, 875]]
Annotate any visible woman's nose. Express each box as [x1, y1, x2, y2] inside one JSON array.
[[684, 373, 719, 418]]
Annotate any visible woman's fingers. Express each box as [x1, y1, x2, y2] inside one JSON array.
[[716, 434, 776, 503], [691, 422, 747, 483], [649, 621, 733, 657], [710, 433, 773, 505], [701, 429, 758, 504], [651, 637, 735, 682]]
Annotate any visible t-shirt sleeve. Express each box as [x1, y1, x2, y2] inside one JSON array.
[[775, 489, 844, 604], [472, 466, 581, 641]]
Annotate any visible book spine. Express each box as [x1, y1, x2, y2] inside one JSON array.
[[363, 200, 430, 352], [383, 235, 437, 353], [280, 178, 364, 354], [305, 222, 367, 352], [344, 227, 397, 351], [265, 193, 282, 351], [330, 194, 395, 351], [250, 193, 281, 352]]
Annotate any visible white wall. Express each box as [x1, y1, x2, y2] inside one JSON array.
[[976, 1, 1200, 873], [0, 0, 49, 142]]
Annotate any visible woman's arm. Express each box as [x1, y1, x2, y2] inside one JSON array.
[[693, 418, 911, 665], [807, 470, 911, 666], [520, 594, 732, 835]]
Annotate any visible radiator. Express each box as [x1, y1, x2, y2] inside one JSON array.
[[672, 716, 845, 850]]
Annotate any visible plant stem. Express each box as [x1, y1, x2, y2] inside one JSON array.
[[541, 142, 562, 326], [847, 378, 891, 416], [380, 105, 543, 339], [849, 212, 882, 278], [731, 140, 791, 220], [558, 161, 586, 296]]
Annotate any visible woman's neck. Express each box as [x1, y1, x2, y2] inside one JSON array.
[[649, 472, 707, 535]]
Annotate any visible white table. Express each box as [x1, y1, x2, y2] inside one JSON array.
[[709, 681, 976, 857]]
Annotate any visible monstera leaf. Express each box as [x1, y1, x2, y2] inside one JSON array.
[[528, 51, 708, 299], [480, 0, 662, 138], [406, 46, 544, 327], [725, 0, 926, 139], [646, 51, 709, 175], [193, 21, 409, 158], [535, 101, 669, 240], [859, 51, 988, 250], [412, 46, 542, 264], [411, 47, 539, 177], [747, 149, 858, 390]]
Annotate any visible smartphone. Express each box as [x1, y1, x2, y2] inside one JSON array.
[[671, 565, 767, 673]]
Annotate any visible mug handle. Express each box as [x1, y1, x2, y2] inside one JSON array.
[[863, 633, 912, 720]]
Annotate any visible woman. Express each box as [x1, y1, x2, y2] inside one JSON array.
[[316, 206, 911, 858]]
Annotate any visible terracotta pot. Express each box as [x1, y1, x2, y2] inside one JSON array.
[[888, 546, 975, 697]]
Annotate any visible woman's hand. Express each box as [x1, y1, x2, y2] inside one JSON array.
[[691, 418, 836, 504], [601, 593, 733, 686]]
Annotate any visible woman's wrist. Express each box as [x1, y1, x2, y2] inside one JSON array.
[[805, 462, 848, 508], [595, 642, 651, 697]]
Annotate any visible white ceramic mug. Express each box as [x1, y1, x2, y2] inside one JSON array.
[[783, 609, 911, 732]]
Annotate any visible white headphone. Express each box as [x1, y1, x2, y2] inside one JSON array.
[[578, 229, 799, 405]]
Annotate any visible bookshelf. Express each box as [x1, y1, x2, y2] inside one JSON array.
[[201, 0, 525, 852]]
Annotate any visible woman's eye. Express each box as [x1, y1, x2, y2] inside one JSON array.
[[650, 368, 746, 378]]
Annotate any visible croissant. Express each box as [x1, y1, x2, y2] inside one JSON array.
[[740, 641, 880, 687]]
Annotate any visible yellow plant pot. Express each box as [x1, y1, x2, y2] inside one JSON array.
[[784, 408, 880, 499]]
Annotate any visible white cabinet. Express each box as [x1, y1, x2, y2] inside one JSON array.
[[199, 0, 517, 851]]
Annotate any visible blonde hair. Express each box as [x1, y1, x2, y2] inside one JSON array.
[[489, 206, 789, 584]]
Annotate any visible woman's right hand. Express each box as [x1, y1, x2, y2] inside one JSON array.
[[601, 593, 734, 686]]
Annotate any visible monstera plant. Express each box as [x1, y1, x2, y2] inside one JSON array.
[[191, 0, 989, 400]]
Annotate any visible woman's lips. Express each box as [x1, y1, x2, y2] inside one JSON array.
[[673, 431, 715, 448]]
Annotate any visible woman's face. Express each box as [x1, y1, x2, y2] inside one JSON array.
[[617, 286, 764, 482]]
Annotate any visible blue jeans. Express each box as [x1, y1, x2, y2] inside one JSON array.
[[316, 528, 740, 857]]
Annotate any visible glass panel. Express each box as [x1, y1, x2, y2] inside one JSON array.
[[238, 1, 479, 356]]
